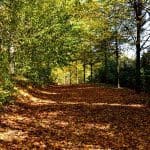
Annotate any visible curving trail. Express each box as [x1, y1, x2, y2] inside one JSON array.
[[0, 84, 150, 149]]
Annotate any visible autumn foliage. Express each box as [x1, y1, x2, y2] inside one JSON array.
[[0, 84, 149, 149]]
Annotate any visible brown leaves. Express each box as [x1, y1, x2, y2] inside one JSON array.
[[0, 84, 150, 149]]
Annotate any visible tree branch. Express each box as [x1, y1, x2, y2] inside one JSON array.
[[142, 45, 150, 50], [141, 35, 150, 49], [123, 25, 136, 43]]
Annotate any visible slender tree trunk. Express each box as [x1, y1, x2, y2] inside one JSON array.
[[83, 49, 86, 84], [115, 37, 120, 88], [104, 51, 108, 83], [76, 60, 78, 84], [135, 39, 141, 92], [0, 39, 2, 51], [8, 45, 15, 75], [90, 63, 93, 83], [70, 71, 72, 85], [64, 74, 67, 85], [83, 63, 86, 83]]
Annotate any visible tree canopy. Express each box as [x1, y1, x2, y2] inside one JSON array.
[[0, 0, 150, 103]]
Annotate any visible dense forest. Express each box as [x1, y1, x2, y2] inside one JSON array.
[[0, 0, 150, 102]]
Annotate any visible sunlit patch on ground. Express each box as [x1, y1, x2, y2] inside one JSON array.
[[28, 85, 61, 95], [92, 103, 145, 108], [54, 121, 69, 128], [83, 144, 110, 149], [38, 112, 60, 118], [37, 90, 60, 95], [77, 87, 96, 90], [0, 129, 28, 142], [18, 88, 56, 105], [60, 101, 89, 105], [1, 114, 32, 122], [85, 123, 110, 130]]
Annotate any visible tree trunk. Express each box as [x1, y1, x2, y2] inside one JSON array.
[[64, 74, 67, 85], [104, 51, 108, 83], [8, 45, 15, 75], [135, 41, 141, 92], [0, 39, 2, 51], [70, 71, 72, 85], [90, 63, 93, 83], [76, 60, 78, 84], [115, 37, 120, 88], [135, 0, 142, 92], [83, 63, 86, 83]]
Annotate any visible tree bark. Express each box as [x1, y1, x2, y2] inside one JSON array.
[[134, 0, 142, 92], [0, 39, 2, 51], [8, 45, 15, 75], [104, 51, 108, 83], [76, 60, 78, 84], [135, 38, 141, 92], [70, 71, 72, 85], [115, 37, 120, 88], [90, 63, 93, 83], [83, 63, 86, 84]]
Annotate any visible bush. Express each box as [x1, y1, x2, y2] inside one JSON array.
[[92, 58, 137, 89], [93, 59, 117, 85], [25, 67, 54, 86], [0, 75, 14, 105], [119, 65, 136, 88], [0, 91, 11, 105], [142, 74, 150, 93]]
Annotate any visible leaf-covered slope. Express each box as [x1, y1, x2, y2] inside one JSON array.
[[0, 84, 149, 149]]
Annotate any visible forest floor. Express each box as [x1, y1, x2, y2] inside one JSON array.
[[0, 84, 150, 149]]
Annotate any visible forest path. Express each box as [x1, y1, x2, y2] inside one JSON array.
[[0, 84, 150, 149]]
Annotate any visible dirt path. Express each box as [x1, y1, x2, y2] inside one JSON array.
[[0, 85, 150, 149]]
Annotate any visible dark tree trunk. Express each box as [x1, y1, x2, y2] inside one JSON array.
[[134, 0, 142, 92], [115, 37, 120, 88], [76, 60, 78, 84], [135, 40, 141, 92], [83, 63, 86, 83], [104, 51, 108, 83]]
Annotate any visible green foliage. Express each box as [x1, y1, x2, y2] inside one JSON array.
[[94, 58, 117, 84], [25, 67, 53, 86], [141, 51, 150, 93], [0, 77, 14, 105], [0, 0, 149, 103], [0, 50, 14, 104], [119, 64, 136, 89], [92, 56, 138, 89], [0, 89, 12, 105]]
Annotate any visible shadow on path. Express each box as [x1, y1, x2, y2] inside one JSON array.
[[0, 85, 150, 149]]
